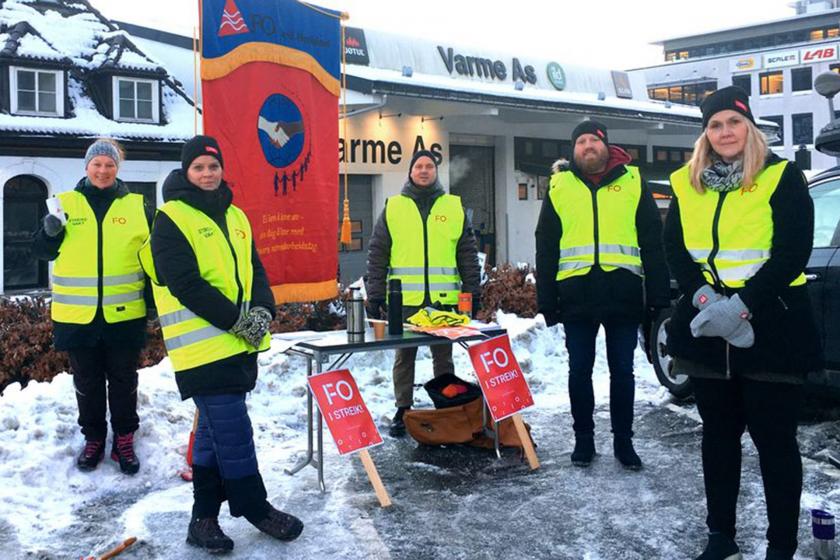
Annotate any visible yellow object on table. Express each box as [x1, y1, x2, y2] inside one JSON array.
[[406, 307, 470, 327]]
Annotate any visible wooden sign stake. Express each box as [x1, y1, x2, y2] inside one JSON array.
[[512, 414, 540, 470], [358, 449, 392, 507]]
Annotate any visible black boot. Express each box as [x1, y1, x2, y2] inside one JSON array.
[[571, 434, 595, 467], [77, 439, 105, 471], [249, 504, 303, 541], [186, 517, 234, 553], [388, 407, 409, 438], [695, 533, 742, 560], [111, 432, 140, 475], [613, 437, 642, 470]]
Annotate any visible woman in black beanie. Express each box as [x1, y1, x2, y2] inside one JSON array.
[[142, 135, 303, 553], [664, 87, 821, 560]]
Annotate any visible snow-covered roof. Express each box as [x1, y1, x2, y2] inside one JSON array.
[[0, 0, 193, 142], [0, 21, 70, 64]]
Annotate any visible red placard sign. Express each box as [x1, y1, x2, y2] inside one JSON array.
[[308, 369, 382, 455], [468, 334, 534, 422]]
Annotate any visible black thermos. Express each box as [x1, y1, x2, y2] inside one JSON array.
[[388, 279, 403, 335]]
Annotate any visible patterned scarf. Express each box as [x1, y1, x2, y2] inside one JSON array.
[[700, 158, 744, 192]]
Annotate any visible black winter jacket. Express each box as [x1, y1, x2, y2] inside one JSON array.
[[664, 155, 823, 378], [365, 180, 481, 308], [149, 170, 275, 400], [32, 178, 153, 351], [535, 163, 670, 325]]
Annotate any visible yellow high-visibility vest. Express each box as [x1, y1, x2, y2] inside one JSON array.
[[670, 160, 806, 288], [549, 166, 643, 281], [51, 190, 147, 324], [139, 200, 269, 372], [385, 194, 463, 306]]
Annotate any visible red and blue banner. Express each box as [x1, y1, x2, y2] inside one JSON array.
[[201, 0, 341, 303]]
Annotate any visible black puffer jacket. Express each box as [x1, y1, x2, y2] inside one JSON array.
[[365, 179, 481, 307], [32, 178, 153, 351], [664, 155, 823, 378], [149, 170, 275, 400], [535, 161, 670, 325]]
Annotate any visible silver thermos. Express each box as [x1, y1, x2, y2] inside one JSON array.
[[347, 286, 365, 343]]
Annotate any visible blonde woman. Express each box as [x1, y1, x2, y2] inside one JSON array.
[[32, 138, 151, 474], [664, 86, 822, 560]]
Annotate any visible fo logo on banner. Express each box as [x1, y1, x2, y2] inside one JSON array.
[[218, 0, 249, 37], [468, 334, 534, 422], [308, 369, 382, 455]]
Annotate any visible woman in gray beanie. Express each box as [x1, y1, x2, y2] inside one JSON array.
[[33, 138, 153, 475]]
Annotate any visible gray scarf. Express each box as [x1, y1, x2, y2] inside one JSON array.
[[701, 158, 744, 192]]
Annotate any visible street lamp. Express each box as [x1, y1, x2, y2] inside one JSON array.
[[813, 71, 840, 162]]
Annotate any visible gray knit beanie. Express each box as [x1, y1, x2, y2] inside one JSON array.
[[84, 140, 121, 168]]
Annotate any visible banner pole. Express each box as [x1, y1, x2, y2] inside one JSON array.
[[339, 23, 351, 246], [358, 449, 392, 508], [193, 25, 199, 135]]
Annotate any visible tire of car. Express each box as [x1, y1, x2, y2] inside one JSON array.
[[650, 306, 693, 400]]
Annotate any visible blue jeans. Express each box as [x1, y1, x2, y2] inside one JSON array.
[[563, 320, 639, 438]]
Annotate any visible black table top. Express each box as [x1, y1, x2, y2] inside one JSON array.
[[289, 325, 506, 356]]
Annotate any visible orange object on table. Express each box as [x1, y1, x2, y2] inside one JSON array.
[[458, 292, 472, 315]]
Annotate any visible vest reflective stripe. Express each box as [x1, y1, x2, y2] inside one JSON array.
[[548, 167, 643, 281], [51, 190, 148, 324], [140, 201, 270, 373], [670, 161, 807, 288], [389, 266, 458, 276], [386, 193, 464, 306]]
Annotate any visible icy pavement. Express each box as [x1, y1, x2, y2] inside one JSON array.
[[0, 312, 838, 559]]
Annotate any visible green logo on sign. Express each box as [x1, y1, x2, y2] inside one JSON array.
[[546, 62, 566, 91]]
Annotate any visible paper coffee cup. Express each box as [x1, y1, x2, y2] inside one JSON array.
[[46, 196, 66, 225]]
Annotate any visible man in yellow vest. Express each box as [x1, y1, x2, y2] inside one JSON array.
[[535, 121, 670, 469], [365, 150, 481, 437]]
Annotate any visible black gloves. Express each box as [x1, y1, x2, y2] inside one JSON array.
[[365, 299, 385, 320], [43, 214, 64, 238], [230, 306, 273, 347], [542, 310, 560, 327]]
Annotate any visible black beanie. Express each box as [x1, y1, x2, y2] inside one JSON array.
[[571, 120, 609, 147], [409, 149, 438, 171], [181, 135, 224, 172], [700, 86, 755, 129]]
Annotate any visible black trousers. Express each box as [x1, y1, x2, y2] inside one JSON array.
[[692, 376, 804, 554], [564, 320, 639, 437], [69, 342, 140, 441]]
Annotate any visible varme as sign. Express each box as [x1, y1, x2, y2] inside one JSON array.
[[437, 46, 537, 85], [763, 50, 799, 68], [800, 45, 838, 63]]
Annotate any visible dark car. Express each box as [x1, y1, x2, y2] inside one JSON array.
[[650, 167, 840, 400]]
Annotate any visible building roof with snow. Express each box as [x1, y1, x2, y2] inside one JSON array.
[[0, 0, 194, 142]]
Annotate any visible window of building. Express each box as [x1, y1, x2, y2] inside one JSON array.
[[518, 183, 528, 201], [732, 74, 751, 95], [125, 182, 157, 215], [112, 77, 159, 122], [645, 81, 717, 106], [791, 67, 812, 92], [625, 146, 643, 161], [792, 113, 813, 145], [654, 147, 689, 165], [760, 71, 784, 95], [9, 66, 63, 116], [811, 29, 825, 41], [761, 115, 784, 146], [829, 27, 840, 38]]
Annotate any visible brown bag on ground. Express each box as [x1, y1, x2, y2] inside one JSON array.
[[403, 398, 535, 450]]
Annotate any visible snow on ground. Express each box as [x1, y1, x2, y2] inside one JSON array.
[[0, 311, 838, 559]]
